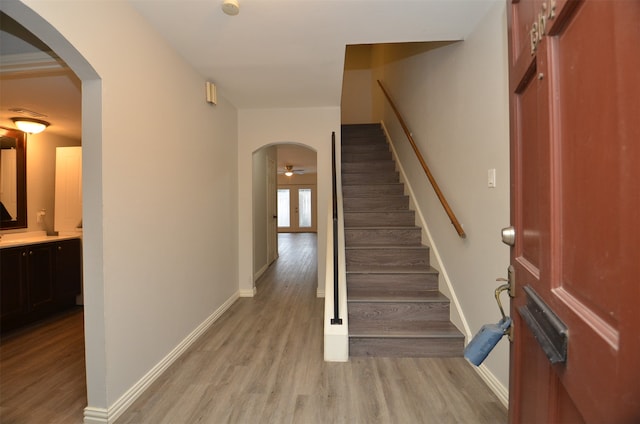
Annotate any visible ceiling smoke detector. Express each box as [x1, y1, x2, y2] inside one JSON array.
[[222, 0, 240, 16]]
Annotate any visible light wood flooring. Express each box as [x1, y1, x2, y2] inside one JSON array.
[[0, 233, 507, 423], [0, 307, 86, 424]]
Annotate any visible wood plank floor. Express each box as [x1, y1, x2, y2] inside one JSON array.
[[0, 306, 86, 424], [1, 233, 507, 423], [118, 233, 507, 423]]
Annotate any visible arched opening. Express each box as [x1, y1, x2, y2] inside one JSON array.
[[0, 2, 105, 420], [252, 143, 317, 289]]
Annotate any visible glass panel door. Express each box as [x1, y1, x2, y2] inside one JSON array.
[[277, 185, 316, 232], [298, 188, 312, 228], [277, 189, 290, 228]]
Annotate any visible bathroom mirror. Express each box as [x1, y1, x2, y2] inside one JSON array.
[[0, 127, 27, 229]]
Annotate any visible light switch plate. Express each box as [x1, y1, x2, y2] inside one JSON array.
[[488, 169, 496, 188]]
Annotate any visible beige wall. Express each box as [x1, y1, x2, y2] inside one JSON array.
[[8, 1, 240, 420], [341, 45, 374, 124], [238, 107, 340, 297], [377, 1, 511, 397], [25, 132, 81, 234]]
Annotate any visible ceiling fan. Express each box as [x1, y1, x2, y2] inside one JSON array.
[[281, 164, 304, 176]]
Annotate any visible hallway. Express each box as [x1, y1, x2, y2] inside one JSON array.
[[117, 232, 506, 423], [0, 233, 506, 423]]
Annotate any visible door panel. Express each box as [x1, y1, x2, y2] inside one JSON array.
[[507, 0, 640, 422]]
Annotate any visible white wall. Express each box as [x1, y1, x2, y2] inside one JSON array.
[[7, 1, 239, 420], [238, 107, 340, 296], [375, 1, 511, 395]]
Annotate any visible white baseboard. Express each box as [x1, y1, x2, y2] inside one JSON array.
[[253, 263, 268, 282], [474, 363, 509, 408], [83, 407, 108, 424], [239, 287, 257, 297], [83, 291, 240, 424]]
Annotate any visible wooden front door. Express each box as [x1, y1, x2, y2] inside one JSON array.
[[507, 1, 640, 422]]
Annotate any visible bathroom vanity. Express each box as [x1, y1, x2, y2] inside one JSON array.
[[0, 233, 82, 334]]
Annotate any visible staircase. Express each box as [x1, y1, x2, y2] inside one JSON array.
[[341, 123, 464, 357]]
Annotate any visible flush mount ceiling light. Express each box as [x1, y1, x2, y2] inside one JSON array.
[[222, 0, 240, 16], [11, 117, 50, 134]]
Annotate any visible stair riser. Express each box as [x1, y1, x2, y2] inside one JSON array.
[[343, 197, 409, 212], [342, 173, 399, 185], [347, 273, 439, 292], [346, 248, 430, 268], [344, 211, 415, 227], [342, 126, 385, 138], [349, 337, 464, 357], [341, 162, 395, 173], [345, 228, 421, 246], [341, 143, 388, 154], [342, 151, 392, 162], [348, 301, 450, 322], [342, 184, 404, 197]]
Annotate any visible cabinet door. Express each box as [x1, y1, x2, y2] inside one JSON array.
[[54, 239, 82, 300], [27, 244, 55, 311], [0, 247, 27, 324]]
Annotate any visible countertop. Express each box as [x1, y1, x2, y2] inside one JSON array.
[[0, 231, 82, 249]]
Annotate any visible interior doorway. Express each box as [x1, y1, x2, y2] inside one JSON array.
[[0, 6, 97, 422], [251, 143, 317, 284]]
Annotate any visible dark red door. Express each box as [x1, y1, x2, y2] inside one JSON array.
[[507, 0, 640, 422]]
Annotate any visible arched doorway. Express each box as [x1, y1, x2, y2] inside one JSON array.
[[251, 142, 317, 285], [1, 2, 105, 420]]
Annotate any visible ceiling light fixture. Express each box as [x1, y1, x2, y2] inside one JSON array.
[[11, 117, 50, 134], [222, 0, 240, 16], [284, 165, 294, 177]]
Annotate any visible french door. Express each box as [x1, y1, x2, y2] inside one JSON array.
[[507, 0, 639, 422], [277, 185, 316, 233]]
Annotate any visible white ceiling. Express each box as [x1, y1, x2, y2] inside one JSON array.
[[129, 0, 496, 109], [1, 1, 496, 171]]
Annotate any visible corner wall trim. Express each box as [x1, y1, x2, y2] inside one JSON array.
[[239, 287, 257, 297], [83, 291, 240, 424], [83, 407, 108, 424]]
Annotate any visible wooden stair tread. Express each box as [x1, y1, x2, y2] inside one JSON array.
[[349, 321, 464, 338], [345, 245, 427, 250], [347, 265, 438, 274], [345, 225, 419, 229], [344, 226, 420, 231], [342, 123, 463, 358], [348, 291, 448, 303]]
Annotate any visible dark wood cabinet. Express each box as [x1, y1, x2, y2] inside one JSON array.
[[54, 239, 82, 300], [0, 238, 82, 334], [0, 247, 27, 326], [26, 244, 55, 311]]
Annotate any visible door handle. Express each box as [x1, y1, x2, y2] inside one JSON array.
[[501, 226, 516, 246]]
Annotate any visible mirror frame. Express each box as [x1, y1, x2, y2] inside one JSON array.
[[0, 127, 27, 230]]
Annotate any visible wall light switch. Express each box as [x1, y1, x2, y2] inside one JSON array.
[[488, 169, 496, 188]]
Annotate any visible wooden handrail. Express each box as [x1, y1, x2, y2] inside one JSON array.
[[377, 80, 466, 238]]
